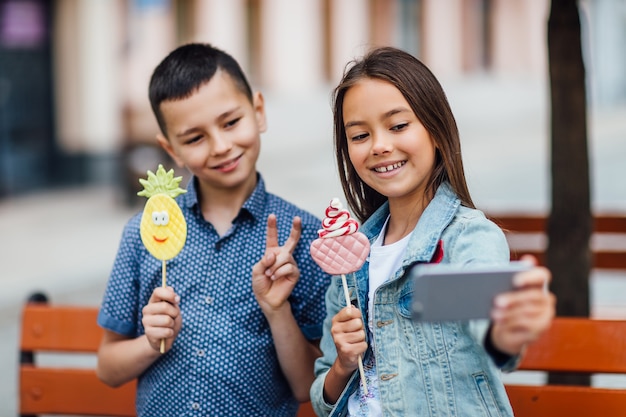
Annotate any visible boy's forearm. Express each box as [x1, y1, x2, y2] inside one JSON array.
[[265, 303, 321, 402], [97, 333, 161, 387]]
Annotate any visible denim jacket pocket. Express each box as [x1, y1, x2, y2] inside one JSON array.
[[472, 372, 505, 417]]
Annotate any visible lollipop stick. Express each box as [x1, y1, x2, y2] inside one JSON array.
[[341, 274, 368, 395], [340, 274, 351, 306], [160, 260, 166, 354]]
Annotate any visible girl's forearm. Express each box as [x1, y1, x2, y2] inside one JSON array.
[[322, 360, 353, 404]]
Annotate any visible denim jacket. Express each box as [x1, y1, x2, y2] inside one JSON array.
[[311, 182, 518, 417]]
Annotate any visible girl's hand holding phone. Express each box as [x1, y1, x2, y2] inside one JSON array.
[[490, 255, 556, 356]]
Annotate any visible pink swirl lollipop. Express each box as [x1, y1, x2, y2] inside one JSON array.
[[310, 198, 370, 394], [310, 198, 370, 275]]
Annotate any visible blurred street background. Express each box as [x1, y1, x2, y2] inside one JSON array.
[[1, 0, 625, 414]]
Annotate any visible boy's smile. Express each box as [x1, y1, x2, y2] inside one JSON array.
[[157, 70, 267, 196], [212, 154, 242, 172]]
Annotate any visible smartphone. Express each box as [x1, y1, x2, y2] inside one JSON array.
[[409, 261, 531, 321]]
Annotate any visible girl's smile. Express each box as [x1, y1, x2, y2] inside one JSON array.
[[371, 160, 406, 174]]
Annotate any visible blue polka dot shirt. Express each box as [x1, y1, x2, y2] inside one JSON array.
[[98, 174, 331, 416]]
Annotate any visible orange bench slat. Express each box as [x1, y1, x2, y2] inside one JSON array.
[[518, 318, 626, 373], [21, 305, 103, 352], [20, 367, 136, 416], [506, 384, 626, 417], [489, 214, 626, 234]]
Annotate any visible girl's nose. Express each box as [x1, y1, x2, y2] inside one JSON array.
[[371, 132, 392, 155]]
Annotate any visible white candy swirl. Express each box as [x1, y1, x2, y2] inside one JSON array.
[[318, 198, 359, 238]]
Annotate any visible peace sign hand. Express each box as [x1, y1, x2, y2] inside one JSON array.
[[252, 214, 302, 315]]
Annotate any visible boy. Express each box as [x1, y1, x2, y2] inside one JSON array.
[[96, 43, 330, 416]]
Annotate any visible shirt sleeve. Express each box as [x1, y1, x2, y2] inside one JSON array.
[[447, 210, 522, 370], [482, 323, 522, 371], [97, 216, 143, 337], [289, 215, 332, 341]]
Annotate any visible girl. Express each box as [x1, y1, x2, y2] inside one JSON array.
[[310, 47, 555, 416]]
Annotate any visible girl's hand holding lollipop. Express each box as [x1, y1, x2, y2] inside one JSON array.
[[310, 198, 370, 394]]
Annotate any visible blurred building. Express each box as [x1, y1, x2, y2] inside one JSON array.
[[0, 0, 624, 198]]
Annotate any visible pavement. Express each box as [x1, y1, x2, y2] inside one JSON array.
[[1, 78, 625, 414]]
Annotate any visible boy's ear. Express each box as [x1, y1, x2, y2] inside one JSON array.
[[252, 91, 267, 133], [156, 133, 185, 168]]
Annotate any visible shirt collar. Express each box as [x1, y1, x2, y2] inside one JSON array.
[[241, 174, 268, 221], [178, 173, 267, 223]]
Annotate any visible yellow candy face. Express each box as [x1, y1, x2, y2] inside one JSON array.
[[140, 194, 187, 260]]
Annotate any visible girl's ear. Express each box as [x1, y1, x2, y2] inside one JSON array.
[[252, 91, 267, 133], [156, 134, 185, 168]]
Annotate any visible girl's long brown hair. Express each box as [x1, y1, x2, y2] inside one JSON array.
[[333, 46, 474, 222]]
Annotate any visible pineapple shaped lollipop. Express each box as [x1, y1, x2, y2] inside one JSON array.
[[138, 164, 187, 353]]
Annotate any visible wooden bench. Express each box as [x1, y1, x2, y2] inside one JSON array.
[[20, 296, 626, 416], [488, 214, 626, 270], [505, 317, 626, 417], [19, 293, 316, 417], [20, 209, 626, 417]]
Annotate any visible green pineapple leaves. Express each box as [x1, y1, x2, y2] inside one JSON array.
[[137, 164, 187, 199]]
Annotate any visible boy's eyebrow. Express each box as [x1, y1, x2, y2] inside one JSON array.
[[176, 126, 201, 137], [215, 106, 241, 122], [174, 106, 242, 137]]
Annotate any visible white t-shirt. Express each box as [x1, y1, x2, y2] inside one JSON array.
[[347, 217, 410, 416]]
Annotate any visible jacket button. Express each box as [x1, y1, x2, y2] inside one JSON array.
[[376, 319, 393, 327], [380, 373, 398, 381]]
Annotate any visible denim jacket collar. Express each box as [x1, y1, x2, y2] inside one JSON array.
[[361, 181, 460, 269]]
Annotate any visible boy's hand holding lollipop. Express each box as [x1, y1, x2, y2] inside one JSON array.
[[310, 198, 370, 394], [138, 164, 187, 353]]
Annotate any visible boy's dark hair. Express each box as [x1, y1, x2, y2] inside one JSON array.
[[332, 46, 474, 222], [148, 43, 253, 137]]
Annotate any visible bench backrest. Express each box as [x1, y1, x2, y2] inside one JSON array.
[[19, 301, 316, 417], [506, 317, 626, 416], [19, 303, 136, 416], [489, 214, 626, 270], [22, 304, 626, 416]]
